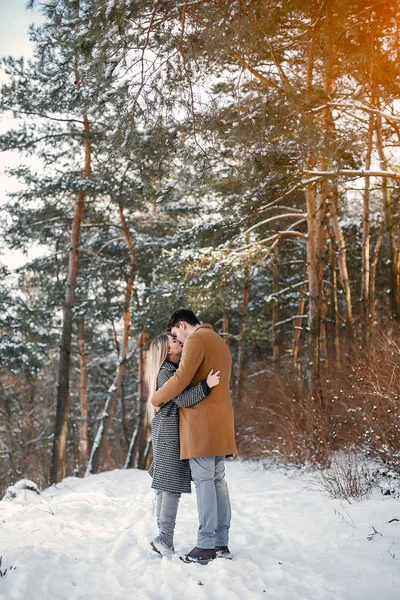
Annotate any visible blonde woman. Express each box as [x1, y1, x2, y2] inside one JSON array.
[[146, 333, 220, 557]]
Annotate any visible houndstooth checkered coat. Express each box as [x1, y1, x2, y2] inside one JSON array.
[[148, 360, 209, 494], [151, 324, 238, 460]]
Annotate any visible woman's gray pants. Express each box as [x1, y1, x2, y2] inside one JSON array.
[[154, 490, 181, 550]]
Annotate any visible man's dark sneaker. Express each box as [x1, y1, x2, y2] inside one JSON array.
[[180, 546, 216, 565], [216, 546, 233, 559]]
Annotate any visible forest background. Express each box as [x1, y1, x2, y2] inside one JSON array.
[[1, 0, 400, 496]]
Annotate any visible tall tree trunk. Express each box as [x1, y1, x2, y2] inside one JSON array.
[[375, 107, 399, 317], [85, 196, 137, 475], [143, 441, 153, 471], [304, 16, 323, 399], [362, 110, 375, 332], [124, 419, 139, 470], [222, 306, 236, 396], [126, 331, 149, 469], [237, 253, 250, 399], [222, 311, 230, 348], [85, 278, 135, 475], [272, 254, 280, 375], [78, 322, 89, 473], [305, 182, 321, 397], [292, 281, 307, 368], [315, 176, 329, 370], [397, 221, 400, 300], [330, 242, 341, 365], [50, 110, 91, 484], [137, 334, 150, 470], [370, 225, 384, 324], [317, 9, 336, 371], [120, 383, 130, 450], [328, 185, 354, 336]]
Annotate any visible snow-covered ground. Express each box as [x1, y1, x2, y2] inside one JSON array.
[[0, 460, 399, 600]]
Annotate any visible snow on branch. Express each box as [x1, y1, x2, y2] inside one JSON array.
[[257, 177, 322, 213], [2, 106, 85, 125], [232, 228, 307, 253], [273, 315, 307, 328], [306, 102, 400, 125], [236, 213, 307, 240], [272, 280, 308, 298]]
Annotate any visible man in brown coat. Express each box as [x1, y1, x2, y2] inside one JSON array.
[[151, 309, 238, 565]]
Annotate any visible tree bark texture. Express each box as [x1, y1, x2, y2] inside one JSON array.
[[361, 110, 375, 330], [292, 281, 307, 369], [237, 252, 250, 400], [78, 322, 89, 473], [376, 107, 400, 317], [305, 182, 321, 398], [329, 243, 341, 365], [272, 255, 280, 375], [370, 225, 384, 324], [329, 185, 354, 335], [85, 195, 137, 475], [126, 330, 149, 469], [50, 111, 91, 484]]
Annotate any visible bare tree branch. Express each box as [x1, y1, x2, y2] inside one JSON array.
[[232, 52, 282, 90]]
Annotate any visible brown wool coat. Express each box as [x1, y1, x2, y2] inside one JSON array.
[[151, 324, 238, 460]]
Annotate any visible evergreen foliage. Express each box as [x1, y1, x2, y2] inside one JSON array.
[[1, 0, 400, 490]]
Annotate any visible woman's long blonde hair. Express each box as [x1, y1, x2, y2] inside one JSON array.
[[146, 333, 169, 421]]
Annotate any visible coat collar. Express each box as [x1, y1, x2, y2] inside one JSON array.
[[161, 359, 178, 372], [196, 323, 213, 331]]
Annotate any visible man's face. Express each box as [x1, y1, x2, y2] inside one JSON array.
[[171, 322, 188, 346]]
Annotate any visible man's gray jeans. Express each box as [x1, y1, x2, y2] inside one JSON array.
[[189, 455, 231, 549], [154, 490, 181, 550]]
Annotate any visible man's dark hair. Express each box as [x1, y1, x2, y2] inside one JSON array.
[[167, 309, 200, 330]]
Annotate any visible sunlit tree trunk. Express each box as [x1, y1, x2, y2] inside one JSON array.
[[329, 242, 341, 365], [370, 225, 384, 324], [292, 281, 307, 369], [222, 311, 229, 347], [376, 106, 399, 317], [237, 252, 250, 399], [362, 110, 375, 333], [78, 322, 89, 473], [50, 90, 92, 483], [305, 182, 321, 394], [328, 184, 354, 336], [304, 18, 322, 398], [316, 158, 329, 370]]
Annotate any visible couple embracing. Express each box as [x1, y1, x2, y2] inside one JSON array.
[[146, 309, 238, 565]]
